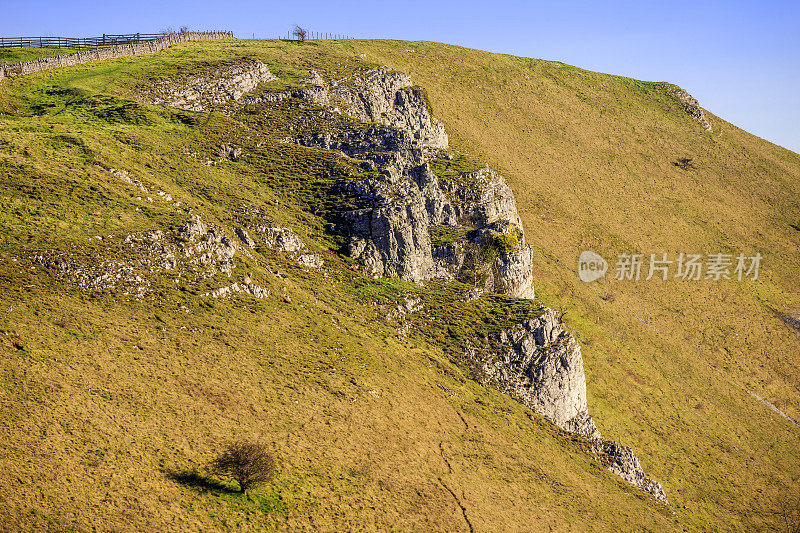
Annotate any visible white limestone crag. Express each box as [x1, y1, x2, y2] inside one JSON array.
[[280, 69, 534, 298], [477, 308, 600, 438], [151, 60, 276, 111], [474, 307, 667, 502], [327, 68, 449, 151]]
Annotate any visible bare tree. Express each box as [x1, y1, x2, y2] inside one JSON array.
[[292, 25, 308, 41], [673, 157, 696, 170], [211, 441, 276, 493]]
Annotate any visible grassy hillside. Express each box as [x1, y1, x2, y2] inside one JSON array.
[[0, 47, 80, 66], [352, 40, 800, 529], [0, 38, 797, 531]]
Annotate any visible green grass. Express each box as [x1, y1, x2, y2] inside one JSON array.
[[429, 225, 473, 246], [429, 153, 482, 178], [0, 37, 798, 531], [0, 47, 80, 66]]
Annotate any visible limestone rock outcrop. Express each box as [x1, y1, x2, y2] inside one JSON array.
[[257, 225, 323, 268], [148, 61, 532, 297], [176, 215, 237, 276], [660, 83, 712, 131], [284, 68, 534, 298], [32, 215, 254, 298], [474, 307, 667, 502], [477, 308, 600, 438], [203, 279, 270, 299], [151, 60, 276, 111], [327, 68, 449, 151]]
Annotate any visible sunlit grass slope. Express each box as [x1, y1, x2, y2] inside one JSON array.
[[0, 37, 797, 530]]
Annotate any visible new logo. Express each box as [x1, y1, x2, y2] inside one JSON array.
[[578, 251, 608, 282]]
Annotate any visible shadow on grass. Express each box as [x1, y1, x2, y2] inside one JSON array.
[[768, 306, 800, 333], [166, 469, 240, 494]]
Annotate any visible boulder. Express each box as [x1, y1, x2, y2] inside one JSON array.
[[592, 441, 668, 503], [479, 308, 601, 439]]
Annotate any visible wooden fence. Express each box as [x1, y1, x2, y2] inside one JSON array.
[[279, 31, 355, 41], [0, 32, 234, 81], [0, 33, 172, 49]]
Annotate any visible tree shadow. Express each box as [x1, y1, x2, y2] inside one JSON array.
[[166, 468, 240, 494], [768, 306, 800, 333]]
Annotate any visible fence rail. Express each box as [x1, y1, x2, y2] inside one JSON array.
[[0, 33, 174, 49], [2, 31, 354, 49], [0, 32, 234, 81], [279, 31, 355, 41]]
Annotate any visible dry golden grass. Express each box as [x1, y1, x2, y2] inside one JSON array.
[[349, 39, 800, 529], [0, 38, 797, 530]]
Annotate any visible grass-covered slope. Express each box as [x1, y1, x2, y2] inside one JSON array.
[[352, 40, 800, 529], [0, 47, 81, 67], [0, 38, 797, 531]]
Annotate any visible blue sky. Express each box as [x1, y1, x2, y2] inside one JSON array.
[[3, 0, 798, 153]]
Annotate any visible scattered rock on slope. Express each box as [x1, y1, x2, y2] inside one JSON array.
[[176, 215, 238, 276], [258, 225, 323, 268], [149, 60, 276, 111], [472, 307, 667, 502]]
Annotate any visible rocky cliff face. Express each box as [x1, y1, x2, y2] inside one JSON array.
[[328, 68, 449, 151], [281, 68, 535, 299], [145, 62, 534, 298], [473, 308, 667, 502]]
